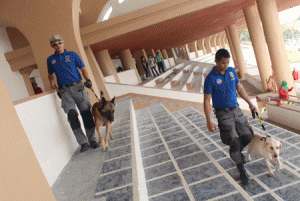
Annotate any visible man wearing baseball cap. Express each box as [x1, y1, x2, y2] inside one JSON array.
[[47, 34, 99, 153]]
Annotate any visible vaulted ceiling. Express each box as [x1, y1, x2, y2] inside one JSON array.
[[84, 0, 300, 55]]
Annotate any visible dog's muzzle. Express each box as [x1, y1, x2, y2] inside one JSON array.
[[103, 110, 114, 122]]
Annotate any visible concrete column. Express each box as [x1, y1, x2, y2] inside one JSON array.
[[220, 33, 226, 48], [225, 28, 239, 71], [257, 0, 296, 95], [84, 46, 111, 100], [244, 5, 273, 92], [120, 49, 142, 83], [151, 49, 156, 57], [210, 34, 218, 52], [21, 73, 35, 96], [228, 24, 247, 79], [204, 36, 213, 54], [197, 38, 207, 55], [171, 48, 178, 59], [161, 49, 169, 59], [215, 33, 221, 49], [19, 66, 36, 96], [185, 44, 191, 60], [224, 34, 229, 48], [188, 41, 199, 57], [0, 78, 56, 201], [94, 49, 120, 83]]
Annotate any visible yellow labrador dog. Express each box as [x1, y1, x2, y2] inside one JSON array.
[[247, 133, 282, 177]]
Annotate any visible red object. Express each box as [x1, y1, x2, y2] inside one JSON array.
[[34, 87, 43, 95], [277, 99, 283, 106], [279, 87, 292, 99], [293, 71, 299, 80]]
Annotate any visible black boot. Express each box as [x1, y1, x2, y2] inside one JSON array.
[[237, 163, 249, 185], [80, 143, 89, 153]]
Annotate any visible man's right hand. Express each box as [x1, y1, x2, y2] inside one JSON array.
[[207, 121, 217, 132]]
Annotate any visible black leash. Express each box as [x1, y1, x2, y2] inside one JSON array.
[[85, 86, 100, 102]]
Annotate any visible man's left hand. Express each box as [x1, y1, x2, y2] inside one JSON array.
[[84, 79, 92, 88], [249, 103, 257, 113]]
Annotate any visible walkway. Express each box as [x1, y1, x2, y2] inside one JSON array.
[[51, 94, 300, 201]]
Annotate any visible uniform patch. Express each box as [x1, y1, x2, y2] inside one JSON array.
[[52, 59, 56, 64], [229, 72, 234, 78], [217, 78, 222, 84], [65, 55, 71, 62]]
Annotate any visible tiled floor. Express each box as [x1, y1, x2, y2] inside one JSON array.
[[135, 103, 300, 201], [51, 99, 134, 201], [51, 97, 300, 201]]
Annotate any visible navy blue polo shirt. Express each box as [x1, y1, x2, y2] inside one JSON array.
[[204, 66, 239, 108], [47, 49, 85, 87]]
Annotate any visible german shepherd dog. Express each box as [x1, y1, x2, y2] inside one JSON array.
[[92, 91, 115, 151]]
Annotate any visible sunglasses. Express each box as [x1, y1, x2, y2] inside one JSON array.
[[51, 42, 63, 47]]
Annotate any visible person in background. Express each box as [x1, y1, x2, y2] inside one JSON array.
[[292, 68, 299, 80], [117, 66, 124, 72], [141, 56, 151, 78], [155, 51, 165, 73], [32, 81, 43, 95], [147, 54, 159, 77], [279, 80, 293, 99]]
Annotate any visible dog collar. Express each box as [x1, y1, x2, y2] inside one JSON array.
[[260, 135, 271, 141]]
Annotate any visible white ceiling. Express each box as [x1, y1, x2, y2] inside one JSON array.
[[102, 0, 167, 21]]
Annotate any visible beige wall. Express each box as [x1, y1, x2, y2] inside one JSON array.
[[6, 27, 30, 50], [0, 78, 56, 200]]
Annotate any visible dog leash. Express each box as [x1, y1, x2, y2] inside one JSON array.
[[251, 109, 269, 138], [85, 86, 101, 102], [54, 84, 101, 102]]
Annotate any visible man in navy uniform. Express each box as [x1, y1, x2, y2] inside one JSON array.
[[47, 35, 99, 153], [204, 49, 256, 185]]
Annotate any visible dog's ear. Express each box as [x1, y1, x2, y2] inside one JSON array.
[[279, 142, 282, 149], [111, 97, 115, 104], [101, 97, 107, 104]]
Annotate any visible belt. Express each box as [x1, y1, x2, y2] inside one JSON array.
[[214, 104, 238, 112], [59, 81, 81, 89]]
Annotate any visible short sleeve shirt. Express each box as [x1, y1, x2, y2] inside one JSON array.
[[204, 67, 239, 108], [47, 50, 84, 87], [155, 55, 163, 62], [148, 58, 156, 67]]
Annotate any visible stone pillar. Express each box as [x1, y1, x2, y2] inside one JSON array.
[[0, 78, 56, 201], [257, 0, 296, 95], [161, 49, 169, 59], [120, 49, 142, 83], [19, 66, 36, 96], [151, 49, 156, 57], [215, 33, 221, 50], [243, 5, 273, 92], [188, 41, 199, 57], [220, 33, 226, 49], [94, 49, 120, 83], [228, 24, 247, 79], [197, 38, 206, 55], [210, 34, 218, 52], [204, 36, 213, 54], [84, 46, 111, 100], [225, 28, 238, 69]]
